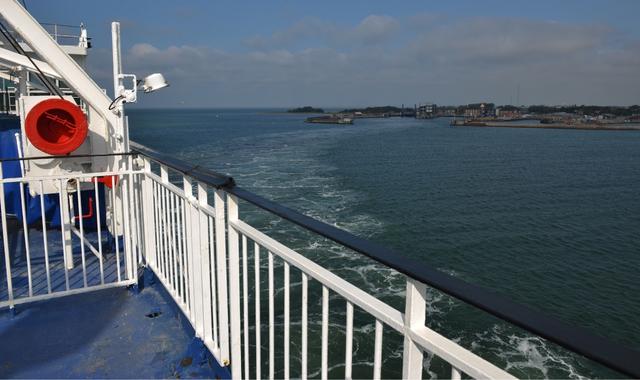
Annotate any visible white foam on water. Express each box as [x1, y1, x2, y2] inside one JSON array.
[[178, 116, 596, 379], [468, 324, 588, 379]]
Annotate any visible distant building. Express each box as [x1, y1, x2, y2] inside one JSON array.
[[437, 106, 457, 116], [495, 106, 521, 119], [416, 103, 437, 119], [464, 103, 495, 119]]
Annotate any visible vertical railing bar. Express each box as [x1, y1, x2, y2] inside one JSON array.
[[132, 173, 144, 268], [126, 170, 138, 271], [162, 186, 170, 285], [185, 179, 195, 318], [156, 181, 164, 279], [76, 180, 88, 288], [284, 261, 290, 380], [209, 215, 218, 344], [59, 179, 70, 290], [214, 189, 230, 363], [152, 181, 161, 277], [176, 194, 184, 304], [134, 172, 143, 269], [321, 285, 329, 380], [402, 279, 427, 380], [373, 320, 383, 380], [301, 272, 308, 380], [111, 179, 121, 282], [39, 181, 51, 293], [169, 190, 177, 291], [0, 166, 15, 305], [345, 301, 354, 380], [451, 367, 462, 380], [163, 186, 171, 283], [94, 180, 104, 285], [191, 184, 204, 338], [254, 243, 261, 380], [174, 191, 183, 294], [198, 183, 213, 346], [268, 251, 275, 380], [179, 178, 188, 311], [122, 157, 135, 281], [182, 176, 195, 323], [227, 194, 242, 379], [119, 168, 130, 281], [242, 235, 250, 380], [165, 188, 173, 288], [152, 181, 160, 275], [18, 181, 32, 296], [182, 196, 190, 308], [142, 158, 157, 275], [160, 184, 168, 281]]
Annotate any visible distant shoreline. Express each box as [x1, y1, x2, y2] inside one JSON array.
[[453, 122, 640, 131]]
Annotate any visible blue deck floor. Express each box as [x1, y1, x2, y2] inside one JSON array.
[[0, 272, 226, 378]]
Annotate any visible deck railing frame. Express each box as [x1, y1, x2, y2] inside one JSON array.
[[1, 144, 638, 378], [131, 141, 640, 379], [0, 157, 142, 309]]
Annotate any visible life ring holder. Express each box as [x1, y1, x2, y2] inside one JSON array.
[[24, 98, 88, 156]]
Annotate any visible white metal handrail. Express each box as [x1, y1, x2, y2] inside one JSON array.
[[1, 150, 632, 378], [138, 156, 515, 379], [0, 159, 141, 309]]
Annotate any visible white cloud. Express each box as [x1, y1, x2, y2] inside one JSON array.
[[352, 15, 399, 44], [244, 14, 399, 49], [87, 15, 640, 107]]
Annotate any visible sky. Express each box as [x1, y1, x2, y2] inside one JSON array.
[[24, 0, 640, 108]]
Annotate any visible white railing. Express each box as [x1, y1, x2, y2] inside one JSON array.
[[0, 87, 17, 115], [0, 78, 79, 115], [1, 149, 637, 377], [38, 23, 86, 47], [139, 156, 515, 379], [0, 156, 142, 309]]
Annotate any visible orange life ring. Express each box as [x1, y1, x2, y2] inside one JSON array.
[[25, 98, 88, 155]]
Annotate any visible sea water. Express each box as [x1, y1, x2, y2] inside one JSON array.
[[129, 108, 640, 379]]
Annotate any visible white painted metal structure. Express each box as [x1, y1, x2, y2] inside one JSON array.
[[0, 155, 142, 308], [0, 1, 637, 379], [135, 156, 516, 379], [0, 6, 522, 368], [1, 149, 515, 379], [0, 0, 122, 174]]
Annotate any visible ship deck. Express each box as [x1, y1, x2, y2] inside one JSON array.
[[0, 272, 225, 378]]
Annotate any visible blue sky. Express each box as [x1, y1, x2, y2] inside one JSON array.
[[25, 1, 640, 107]]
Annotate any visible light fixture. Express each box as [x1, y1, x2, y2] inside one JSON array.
[[110, 72, 169, 112], [142, 73, 169, 93]]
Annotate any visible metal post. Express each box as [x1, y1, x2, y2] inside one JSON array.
[[402, 279, 427, 379], [122, 158, 134, 280], [0, 165, 14, 309], [227, 194, 242, 379], [214, 189, 230, 364], [142, 158, 156, 268], [111, 22, 122, 101], [60, 182, 73, 269], [190, 179, 203, 337], [183, 175, 195, 320], [198, 182, 213, 343]]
